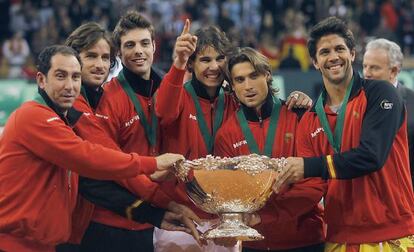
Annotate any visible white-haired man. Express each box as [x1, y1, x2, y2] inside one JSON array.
[[363, 38, 414, 188]]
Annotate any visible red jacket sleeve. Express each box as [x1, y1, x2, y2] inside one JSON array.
[[16, 103, 146, 180], [73, 112, 157, 175], [155, 65, 186, 126]]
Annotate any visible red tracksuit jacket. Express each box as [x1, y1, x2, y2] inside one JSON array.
[[214, 97, 326, 250], [155, 65, 238, 218], [92, 69, 172, 231], [0, 93, 156, 252], [298, 72, 414, 243]]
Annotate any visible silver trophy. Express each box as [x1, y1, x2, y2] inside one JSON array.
[[174, 154, 285, 241]]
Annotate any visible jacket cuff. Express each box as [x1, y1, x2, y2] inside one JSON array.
[[139, 156, 158, 175], [303, 156, 328, 179], [166, 65, 186, 87], [131, 202, 166, 228]]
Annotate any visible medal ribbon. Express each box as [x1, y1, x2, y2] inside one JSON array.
[[315, 77, 354, 153], [236, 97, 281, 156], [184, 81, 225, 153], [118, 71, 158, 147]]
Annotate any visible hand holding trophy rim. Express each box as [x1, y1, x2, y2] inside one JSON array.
[[173, 154, 287, 241]]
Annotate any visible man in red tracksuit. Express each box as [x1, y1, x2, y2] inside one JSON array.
[[274, 17, 414, 251], [155, 22, 242, 251], [55, 22, 201, 252], [77, 11, 194, 252], [0, 45, 183, 252], [155, 21, 314, 251], [214, 47, 325, 252]]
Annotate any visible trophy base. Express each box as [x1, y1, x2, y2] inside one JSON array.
[[202, 213, 264, 241]]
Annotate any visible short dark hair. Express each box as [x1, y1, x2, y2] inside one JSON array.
[[65, 22, 116, 70], [112, 11, 154, 52], [226, 47, 277, 94], [37, 45, 81, 75], [307, 16, 355, 60], [188, 26, 233, 71]]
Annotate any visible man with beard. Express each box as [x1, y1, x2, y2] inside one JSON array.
[[55, 22, 201, 252], [214, 47, 325, 252], [0, 45, 184, 252], [154, 20, 312, 252], [77, 12, 202, 252]]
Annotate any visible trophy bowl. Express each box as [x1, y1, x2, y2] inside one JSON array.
[[174, 154, 283, 241]]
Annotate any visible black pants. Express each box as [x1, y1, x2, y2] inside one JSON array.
[[243, 243, 325, 252], [56, 243, 80, 252], [79, 222, 154, 252]]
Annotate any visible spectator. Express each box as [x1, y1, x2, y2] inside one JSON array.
[[2, 31, 30, 78]]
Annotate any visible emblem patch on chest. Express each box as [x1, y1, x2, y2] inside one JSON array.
[[189, 113, 197, 121]]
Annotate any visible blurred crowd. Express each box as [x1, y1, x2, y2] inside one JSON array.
[[0, 0, 413, 79]]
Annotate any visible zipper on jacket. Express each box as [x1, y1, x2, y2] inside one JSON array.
[[210, 102, 215, 134], [148, 80, 154, 124], [258, 115, 263, 128], [68, 170, 72, 192]]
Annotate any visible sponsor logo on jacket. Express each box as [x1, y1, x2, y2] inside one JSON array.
[[95, 113, 109, 120], [233, 140, 247, 149], [380, 99, 393, 110], [284, 132, 294, 143], [311, 127, 324, 138], [125, 115, 140, 127]]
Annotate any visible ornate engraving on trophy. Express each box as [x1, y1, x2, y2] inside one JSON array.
[[174, 154, 285, 241]]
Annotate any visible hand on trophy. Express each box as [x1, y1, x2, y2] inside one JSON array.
[[272, 157, 305, 193], [166, 201, 206, 245], [151, 153, 185, 182], [173, 18, 197, 70], [160, 211, 205, 245], [285, 91, 313, 110]]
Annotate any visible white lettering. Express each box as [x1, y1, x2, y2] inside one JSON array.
[[95, 113, 109, 120], [311, 127, 324, 138], [233, 140, 247, 149], [124, 115, 140, 127]]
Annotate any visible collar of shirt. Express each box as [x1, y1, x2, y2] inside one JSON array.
[[121, 65, 162, 98], [240, 92, 274, 122]]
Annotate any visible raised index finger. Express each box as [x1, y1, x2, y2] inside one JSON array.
[[181, 19, 191, 35]]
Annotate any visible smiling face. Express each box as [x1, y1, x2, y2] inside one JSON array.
[[312, 34, 355, 86], [119, 28, 155, 80], [191, 46, 226, 88], [231, 61, 269, 110], [79, 38, 111, 87], [37, 53, 81, 114]]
